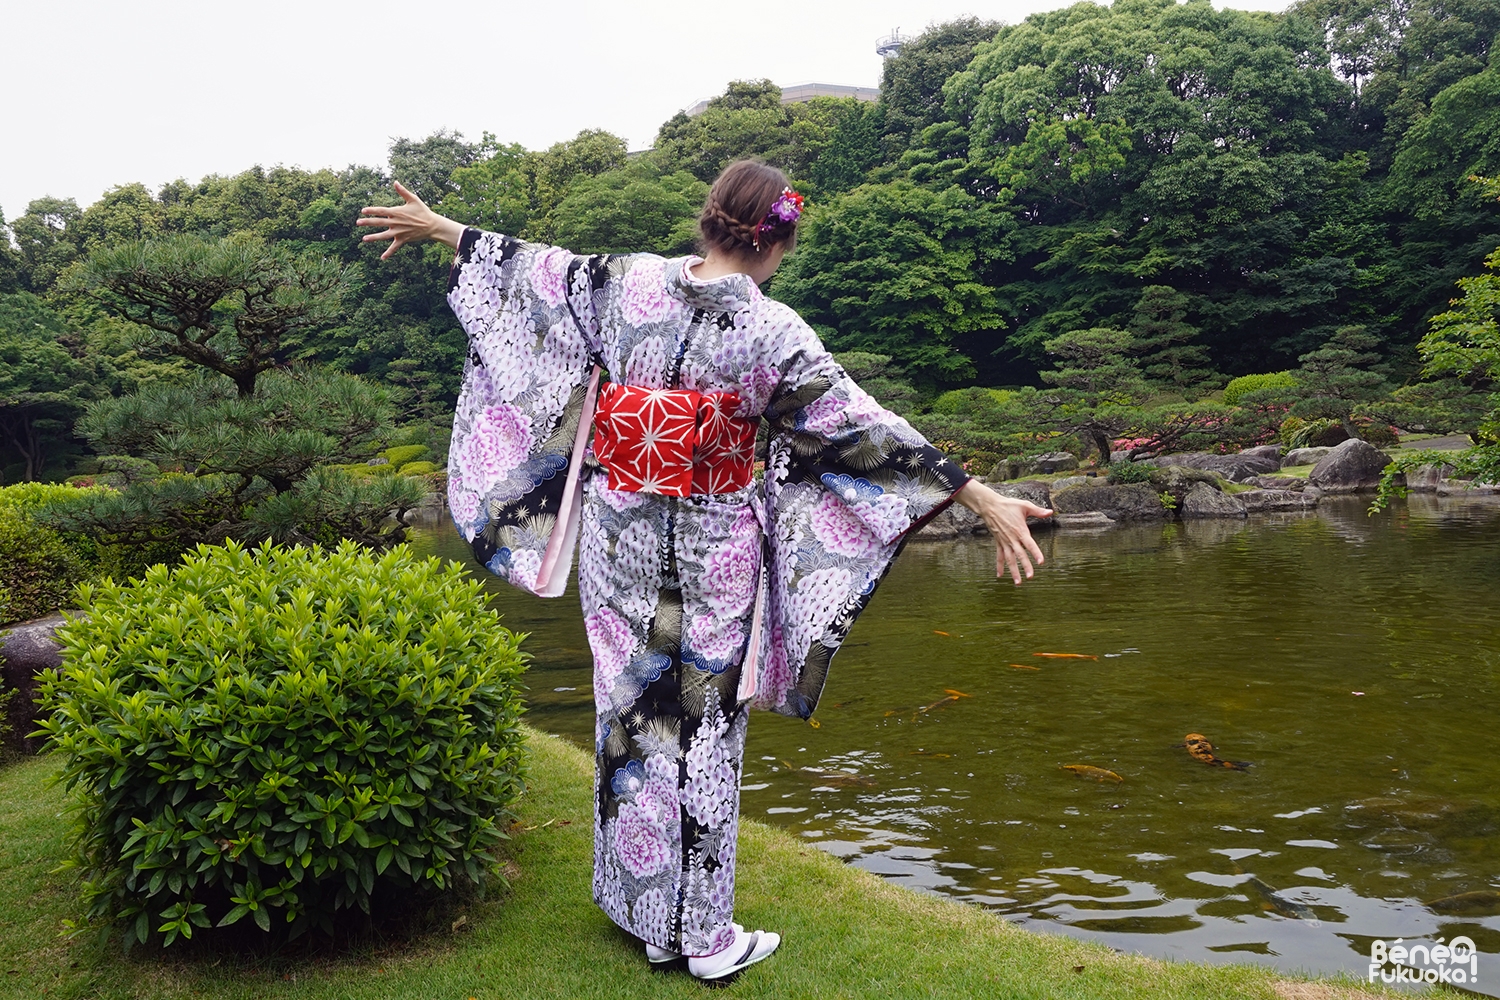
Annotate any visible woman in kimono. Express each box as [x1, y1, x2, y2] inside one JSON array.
[[358, 161, 1050, 981]]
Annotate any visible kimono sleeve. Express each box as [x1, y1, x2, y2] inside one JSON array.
[[747, 308, 970, 719], [445, 228, 613, 597]]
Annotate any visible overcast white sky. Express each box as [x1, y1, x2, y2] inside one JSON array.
[[3, 0, 1291, 220]]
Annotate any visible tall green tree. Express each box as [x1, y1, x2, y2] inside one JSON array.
[[66, 234, 353, 397], [0, 294, 106, 481], [1128, 285, 1215, 391], [878, 18, 1002, 156], [1037, 326, 1149, 462], [548, 160, 706, 256], [1290, 325, 1391, 436], [774, 181, 1009, 384]]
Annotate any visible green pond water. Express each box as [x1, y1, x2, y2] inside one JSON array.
[[409, 495, 1500, 989]]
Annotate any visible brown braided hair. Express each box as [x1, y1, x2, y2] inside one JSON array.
[[698, 160, 799, 257]]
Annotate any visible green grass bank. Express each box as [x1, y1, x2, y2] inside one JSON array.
[[1, 728, 1404, 1000]]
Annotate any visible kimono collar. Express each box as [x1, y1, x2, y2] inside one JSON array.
[[667, 257, 763, 313]]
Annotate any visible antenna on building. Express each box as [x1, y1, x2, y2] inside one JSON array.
[[876, 28, 909, 59]]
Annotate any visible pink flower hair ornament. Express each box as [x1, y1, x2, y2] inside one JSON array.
[[753, 187, 804, 250]]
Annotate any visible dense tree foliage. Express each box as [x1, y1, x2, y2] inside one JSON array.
[[3, 0, 1497, 485]]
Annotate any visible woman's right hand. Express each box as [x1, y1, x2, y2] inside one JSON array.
[[356, 182, 466, 258]]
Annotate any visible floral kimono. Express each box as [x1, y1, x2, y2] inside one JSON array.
[[445, 229, 968, 956]]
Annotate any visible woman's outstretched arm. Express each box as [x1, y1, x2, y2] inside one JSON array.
[[954, 481, 1051, 586], [356, 182, 466, 259]]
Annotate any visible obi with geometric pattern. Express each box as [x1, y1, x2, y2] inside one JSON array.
[[591, 381, 759, 497]]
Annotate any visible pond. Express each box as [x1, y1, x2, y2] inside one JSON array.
[[409, 495, 1500, 990]]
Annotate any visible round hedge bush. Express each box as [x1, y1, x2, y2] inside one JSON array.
[[36, 540, 528, 947], [1223, 371, 1297, 406]]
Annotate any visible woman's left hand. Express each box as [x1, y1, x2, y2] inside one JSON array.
[[356, 182, 466, 258], [954, 481, 1052, 585]]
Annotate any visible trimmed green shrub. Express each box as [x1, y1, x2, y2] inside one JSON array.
[[381, 445, 429, 468], [1106, 460, 1156, 485], [929, 387, 1013, 416], [0, 514, 88, 623], [397, 461, 439, 476], [1223, 371, 1297, 406], [36, 540, 528, 947]]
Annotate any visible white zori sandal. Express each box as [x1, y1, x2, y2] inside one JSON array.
[[688, 925, 781, 981], [644, 924, 781, 981]]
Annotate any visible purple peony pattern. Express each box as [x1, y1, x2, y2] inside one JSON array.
[[445, 230, 967, 955]]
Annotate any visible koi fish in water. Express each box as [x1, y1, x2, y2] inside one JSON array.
[[779, 760, 876, 788], [1060, 764, 1124, 783], [1009, 663, 1041, 671], [1032, 653, 1099, 660], [1247, 876, 1319, 922], [1179, 733, 1251, 770], [1426, 890, 1500, 915]]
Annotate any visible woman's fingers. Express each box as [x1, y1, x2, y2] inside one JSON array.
[[393, 180, 423, 205]]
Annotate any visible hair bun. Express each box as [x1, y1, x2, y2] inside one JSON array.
[[698, 160, 798, 256]]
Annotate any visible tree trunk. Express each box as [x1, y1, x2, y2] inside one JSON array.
[[1088, 429, 1113, 465], [1, 413, 41, 481]]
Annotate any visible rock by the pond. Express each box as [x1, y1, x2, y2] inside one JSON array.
[[1240, 444, 1283, 463], [1283, 447, 1333, 468], [1404, 464, 1454, 493], [1051, 482, 1167, 521], [1050, 475, 1094, 491], [1032, 451, 1078, 474], [1053, 511, 1114, 529], [915, 501, 985, 540], [1, 612, 68, 753], [914, 480, 1055, 540], [1245, 475, 1307, 491], [1308, 438, 1393, 493], [1148, 465, 1222, 505], [1180, 481, 1247, 518], [1436, 479, 1500, 497], [1147, 451, 1278, 482], [989, 479, 1053, 514], [1240, 489, 1319, 512]]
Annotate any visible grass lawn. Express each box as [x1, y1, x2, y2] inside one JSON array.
[[0, 730, 1405, 1000]]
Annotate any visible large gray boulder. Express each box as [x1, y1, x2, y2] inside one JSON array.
[[990, 479, 1053, 513], [1240, 444, 1283, 464], [1032, 452, 1078, 474], [1051, 482, 1167, 521], [1240, 489, 1319, 512], [1147, 451, 1279, 482], [1180, 481, 1247, 518], [1, 613, 67, 753], [1283, 447, 1333, 468], [1308, 438, 1393, 493], [1404, 464, 1453, 493], [1148, 465, 1222, 506]]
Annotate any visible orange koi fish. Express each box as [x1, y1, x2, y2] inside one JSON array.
[[1061, 764, 1124, 783], [1179, 733, 1250, 770], [1009, 663, 1041, 671], [1032, 653, 1099, 660], [933, 630, 951, 636]]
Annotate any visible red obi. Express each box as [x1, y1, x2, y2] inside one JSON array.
[[591, 382, 759, 497]]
